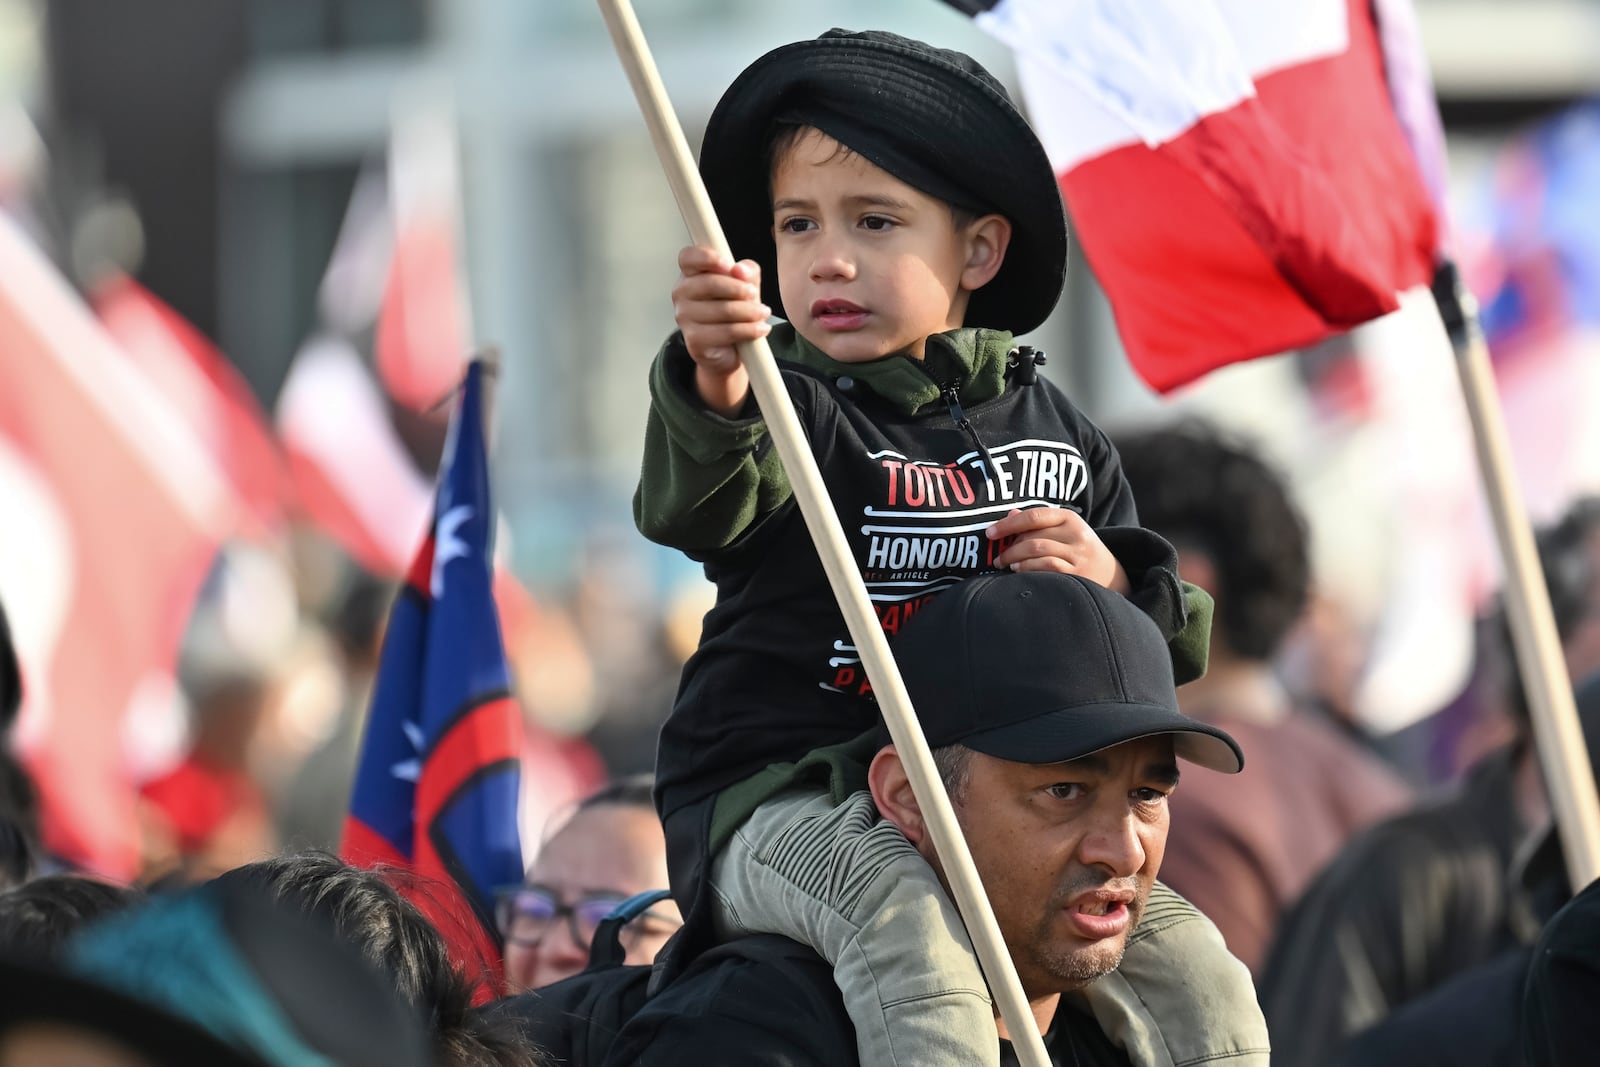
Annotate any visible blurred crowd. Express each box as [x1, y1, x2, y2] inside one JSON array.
[[4, 5, 1600, 1063], [0, 418, 1596, 1064], [120, 527, 705, 887]]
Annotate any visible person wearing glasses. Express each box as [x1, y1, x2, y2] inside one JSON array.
[[497, 776, 682, 992]]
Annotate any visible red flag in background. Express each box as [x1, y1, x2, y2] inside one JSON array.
[[375, 109, 473, 413], [0, 215, 236, 877], [951, 0, 1440, 391], [278, 118, 469, 575], [93, 273, 290, 536]]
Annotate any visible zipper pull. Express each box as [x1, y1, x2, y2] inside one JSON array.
[[939, 383, 971, 429], [941, 381, 1000, 498]]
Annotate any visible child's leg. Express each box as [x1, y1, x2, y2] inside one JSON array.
[[710, 787, 1000, 1067], [1075, 882, 1270, 1067]]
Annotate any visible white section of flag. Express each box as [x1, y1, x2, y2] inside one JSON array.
[[276, 334, 433, 569], [0, 213, 235, 537], [979, 0, 1349, 170]]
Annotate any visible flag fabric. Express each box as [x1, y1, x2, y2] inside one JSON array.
[[93, 272, 290, 535], [947, 0, 1440, 392], [341, 359, 523, 996], [277, 154, 448, 576], [374, 109, 474, 413], [0, 214, 234, 877], [276, 334, 433, 575]]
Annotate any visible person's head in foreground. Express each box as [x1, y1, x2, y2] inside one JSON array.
[[0, 879, 429, 1067], [213, 851, 540, 1066], [0, 875, 142, 960], [871, 570, 1243, 998], [498, 776, 681, 992], [683, 26, 1067, 370]]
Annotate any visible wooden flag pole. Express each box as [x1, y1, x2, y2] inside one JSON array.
[[596, 2, 1052, 1063], [1433, 262, 1600, 890]]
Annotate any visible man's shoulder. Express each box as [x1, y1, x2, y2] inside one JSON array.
[[603, 935, 859, 1066]]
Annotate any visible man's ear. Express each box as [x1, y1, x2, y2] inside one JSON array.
[[960, 213, 1012, 293], [868, 746, 928, 846]]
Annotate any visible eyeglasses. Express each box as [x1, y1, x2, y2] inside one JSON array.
[[494, 885, 681, 949]]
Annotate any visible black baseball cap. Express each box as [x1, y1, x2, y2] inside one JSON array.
[[892, 572, 1243, 773], [699, 28, 1069, 336]]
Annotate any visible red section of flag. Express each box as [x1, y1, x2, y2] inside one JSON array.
[[414, 697, 522, 841], [340, 815, 410, 870], [93, 274, 290, 533], [1059, 2, 1437, 392], [283, 443, 407, 575], [376, 220, 468, 412], [0, 220, 229, 877], [405, 535, 436, 600]]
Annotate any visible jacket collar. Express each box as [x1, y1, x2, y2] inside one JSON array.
[[770, 323, 1018, 416]]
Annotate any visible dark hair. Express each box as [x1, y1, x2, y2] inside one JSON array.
[[932, 744, 973, 805], [0, 753, 39, 887], [1536, 497, 1600, 641], [330, 574, 395, 662], [0, 874, 141, 958], [0, 818, 31, 891], [763, 124, 982, 230], [0, 597, 19, 730], [1496, 496, 1600, 727], [1115, 421, 1310, 660], [574, 774, 656, 814], [213, 852, 544, 1066]]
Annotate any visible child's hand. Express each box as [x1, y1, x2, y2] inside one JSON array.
[[986, 508, 1131, 593], [673, 246, 771, 417]]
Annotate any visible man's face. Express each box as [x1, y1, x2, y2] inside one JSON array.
[[769, 129, 980, 364], [947, 737, 1177, 996]]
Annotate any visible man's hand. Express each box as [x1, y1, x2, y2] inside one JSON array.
[[673, 245, 771, 417], [987, 508, 1131, 593]]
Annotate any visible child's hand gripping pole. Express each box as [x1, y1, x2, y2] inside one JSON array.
[[596, 3, 1052, 1065]]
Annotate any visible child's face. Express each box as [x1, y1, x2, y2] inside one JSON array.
[[770, 129, 982, 363]]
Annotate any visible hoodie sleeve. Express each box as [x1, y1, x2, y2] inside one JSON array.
[[633, 335, 795, 555], [1081, 416, 1211, 684]]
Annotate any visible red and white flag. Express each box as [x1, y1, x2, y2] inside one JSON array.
[[0, 214, 236, 877], [374, 108, 474, 413], [93, 273, 290, 536], [277, 333, 433, 576], [949, 0, 1441, 391], [277, 111, 472, 575]]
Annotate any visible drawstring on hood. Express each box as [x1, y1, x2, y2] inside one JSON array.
[[1005, 346, 1047, 387]]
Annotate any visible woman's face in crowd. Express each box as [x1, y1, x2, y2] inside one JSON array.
[[501, 803, 681, 993]]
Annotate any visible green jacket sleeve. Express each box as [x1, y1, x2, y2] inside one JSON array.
[[632, 335, 795, 555], [1172, 581, 1213, 685], [1097, 525, 1212, 686]]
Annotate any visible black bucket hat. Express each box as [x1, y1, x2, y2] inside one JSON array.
[[891, 571, 1243, 774], [699, 28, 1069, 336]]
